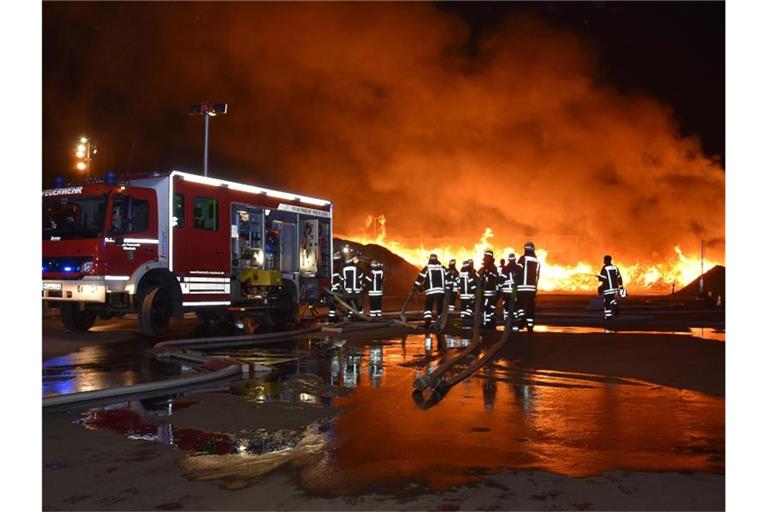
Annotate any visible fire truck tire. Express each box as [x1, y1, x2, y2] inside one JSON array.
[[139, 287, 171, 337], [60, 303, 97, 332]]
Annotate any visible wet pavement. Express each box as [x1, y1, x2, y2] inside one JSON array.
[[56, 332, 725, 496]]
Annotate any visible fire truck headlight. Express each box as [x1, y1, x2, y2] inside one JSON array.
[[80, 261, 95, 274]]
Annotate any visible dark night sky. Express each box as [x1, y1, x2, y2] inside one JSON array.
[[43, 1, 724, 183], [441, 1, 724, 159]]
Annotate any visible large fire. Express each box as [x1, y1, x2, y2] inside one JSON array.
[[47, 4, 724, 272], [342, 215, 721, 293]]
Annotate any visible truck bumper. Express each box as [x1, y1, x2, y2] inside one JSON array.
[[42, 276, 125, 303]]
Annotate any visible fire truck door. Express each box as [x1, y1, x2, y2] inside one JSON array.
[[104, 189, 158, 276], [185, 195, 228, 276], [272, 220, 297, 272]]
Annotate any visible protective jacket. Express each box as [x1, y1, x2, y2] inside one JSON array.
[[331, 260, 343, 293], [479, 262, 501, 297], [598, 264, 623, 295], [456, 265, 478, 299], [364, 268, 384, 296], [445, 264, 459, 292], [342, 260, 364, 294], [415, 263, 446, 295], [517, 253, 540, 292], [501, 260, 520, 293]]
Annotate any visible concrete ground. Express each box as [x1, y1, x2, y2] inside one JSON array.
[[42, 295, 725, 511]]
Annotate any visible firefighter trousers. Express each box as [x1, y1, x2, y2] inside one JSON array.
[[460, 297, 475, 325], [482, 293, 497, 327], [603, 293, 619, 320], [516, 291, 537, 330], [369, 295, 382, 318], [345, 294, 362, 318], [424, 292, 445, 326], [447, 291, 457, 312], [502, 291, 516, 321]]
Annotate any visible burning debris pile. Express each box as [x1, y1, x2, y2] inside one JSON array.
[[340, 221, 721, 293]]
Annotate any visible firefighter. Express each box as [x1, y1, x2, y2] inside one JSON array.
[[364, 260, 384, 319], [445, 259, 459, 312], [413, 253, 446, 329], [329, 251, 343, 323], [478, 250, 501, 328], [597, 255, 624, 321], [516, 242, 540, 333], [457, 259, 478, 327], [342, 250, 364, 318], [500, 252, 520, 329], [496, 257, 506, 319]]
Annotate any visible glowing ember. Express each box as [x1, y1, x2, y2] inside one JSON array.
[[340, 218, 721, 293]]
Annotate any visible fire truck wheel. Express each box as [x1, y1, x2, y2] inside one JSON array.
[[139, 287, 171, 337], [60, 303, 97, 332]]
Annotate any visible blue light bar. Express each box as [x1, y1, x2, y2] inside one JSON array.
[[105, 170, 119, 186]]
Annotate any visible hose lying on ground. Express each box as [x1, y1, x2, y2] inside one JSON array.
[[438, 315, 513, 389], [43, 364, 244, 409], [412, 296, 484, 390], [153, 323, 328, 351]]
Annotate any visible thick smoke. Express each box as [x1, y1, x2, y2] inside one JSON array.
[[44, 2, 724, 266]]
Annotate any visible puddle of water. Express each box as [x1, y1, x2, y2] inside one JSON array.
[[522, 325, 725, 341], [71, 332, 724, 495], [43, 344, 184, 397]]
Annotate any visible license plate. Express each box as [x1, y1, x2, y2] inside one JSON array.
[[43, 282, 62, 291]]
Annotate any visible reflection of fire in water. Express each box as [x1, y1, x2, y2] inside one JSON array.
[[342, 218, 722, 293]]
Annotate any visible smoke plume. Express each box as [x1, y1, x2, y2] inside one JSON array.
[[44, 2, 724, 266]]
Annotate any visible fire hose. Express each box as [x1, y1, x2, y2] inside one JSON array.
[[152, 323, 329, 351], [396, 285, 453, 333], [412, 293, 484, 391], [43, 364, 245, 410], [323, 287, 373, 322]]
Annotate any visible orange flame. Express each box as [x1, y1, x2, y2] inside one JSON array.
[[340, 217, 721, 293]]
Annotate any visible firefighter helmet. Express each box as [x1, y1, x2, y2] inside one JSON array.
[[604, 254, 612, 265], [371, 260, 382, 269], [333, 251, 341, 260], [524, 241, 535, 253]]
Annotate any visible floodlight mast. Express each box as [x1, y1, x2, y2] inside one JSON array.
[[189, 102, 228, 177]]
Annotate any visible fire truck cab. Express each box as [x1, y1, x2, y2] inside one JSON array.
[[42, 171, 333, 336]]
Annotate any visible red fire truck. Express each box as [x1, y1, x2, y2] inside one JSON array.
[[42, 171, 333, 336]]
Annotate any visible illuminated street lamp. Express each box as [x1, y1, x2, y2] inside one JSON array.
[[74, 136, 97, 178], [189, 102, 228, 177]]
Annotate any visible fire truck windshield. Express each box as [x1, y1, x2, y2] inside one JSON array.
[[43, 195, 107, 240]]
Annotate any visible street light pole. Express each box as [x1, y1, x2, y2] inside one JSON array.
[[203, 112, 210, 177], [75, 136, 97, 180], [189, 102, 228, 177]]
